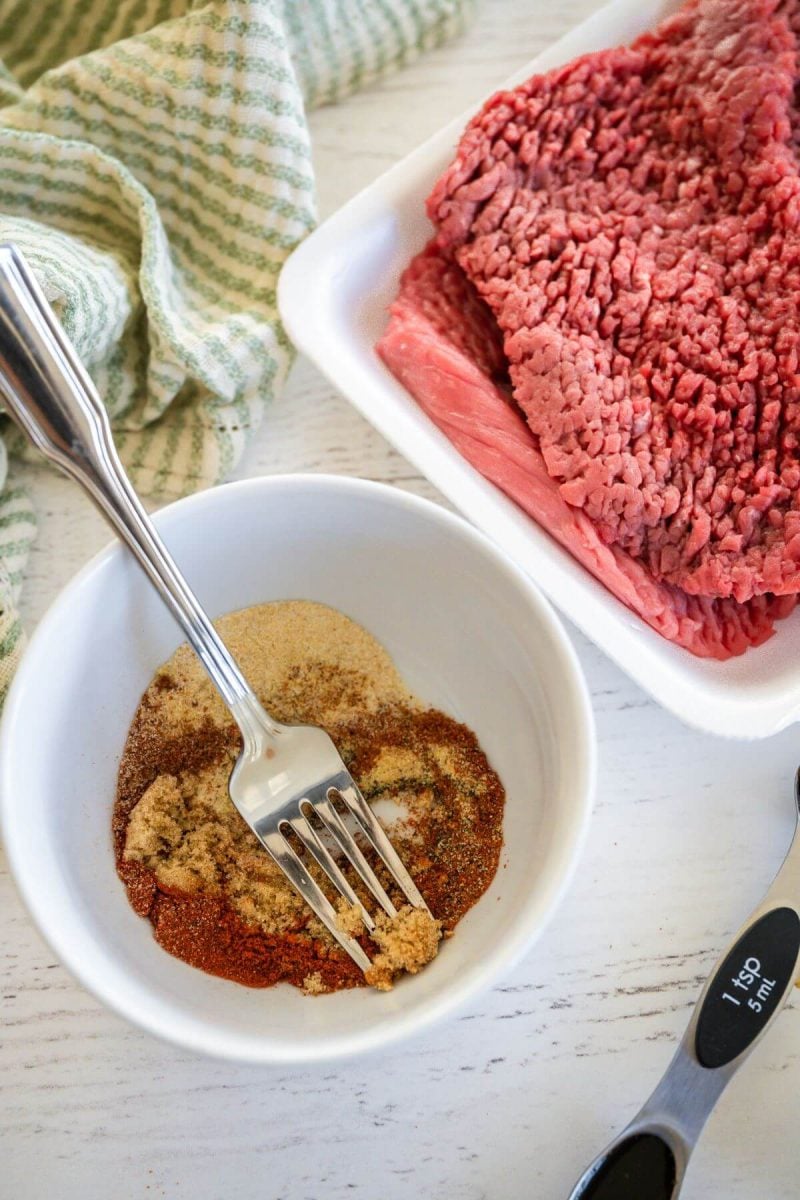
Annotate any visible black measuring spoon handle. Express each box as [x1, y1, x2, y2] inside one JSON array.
[[569, 780, 800, 1200], [685, 768, 800, 1082], [693, 903, 800, 1070]]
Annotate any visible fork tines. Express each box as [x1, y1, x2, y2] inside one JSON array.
[[262, 772, 431, 971]]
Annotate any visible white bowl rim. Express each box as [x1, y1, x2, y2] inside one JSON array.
[[0, 473, 596, 1063]]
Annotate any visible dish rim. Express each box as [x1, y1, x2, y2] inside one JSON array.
[[277, 0, 800, 740]]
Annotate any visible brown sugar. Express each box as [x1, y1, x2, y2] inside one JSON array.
[[365, 906, 444, 991], [114, 600, 505, 993], [337, 898, 444, 988], [335, 900, 366, 940], [302, 971, 327, 996]]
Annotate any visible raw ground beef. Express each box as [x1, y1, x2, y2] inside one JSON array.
[[378, 243, 795, 657], [427, 0, 800, 605], [378, 0, 800, 656]]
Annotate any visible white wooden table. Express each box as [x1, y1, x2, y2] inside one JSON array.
[[3, 4, 800, 1197]]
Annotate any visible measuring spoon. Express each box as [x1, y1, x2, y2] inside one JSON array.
[[568, 768, 800, 1199]]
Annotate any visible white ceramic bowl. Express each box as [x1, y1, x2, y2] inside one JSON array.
[[0, 474, 594, 1063]]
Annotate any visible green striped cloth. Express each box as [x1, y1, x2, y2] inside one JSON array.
[[0, 0, 473, 706]]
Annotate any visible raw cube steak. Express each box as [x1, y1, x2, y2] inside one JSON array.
[[379, 0, 800, 657]]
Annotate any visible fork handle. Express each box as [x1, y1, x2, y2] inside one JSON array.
[[0, 243, 271, 730]]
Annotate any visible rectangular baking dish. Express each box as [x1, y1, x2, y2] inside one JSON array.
[[278, 0, 800, 739]]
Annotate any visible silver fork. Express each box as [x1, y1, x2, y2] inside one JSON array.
[[0, 243, 430, 973]]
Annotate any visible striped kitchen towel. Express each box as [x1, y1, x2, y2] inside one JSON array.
[[0, 467, 35, 707], [0, 0, 474, 706]]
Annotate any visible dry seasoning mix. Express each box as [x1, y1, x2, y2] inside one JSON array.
[[114, 601, 505, 992]]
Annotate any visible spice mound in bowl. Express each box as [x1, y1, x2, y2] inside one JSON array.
[[113, 599, 505, 993]]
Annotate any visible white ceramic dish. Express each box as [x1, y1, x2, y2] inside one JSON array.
[[278, 0, 800, 740], [0, 475, 594, 1064]]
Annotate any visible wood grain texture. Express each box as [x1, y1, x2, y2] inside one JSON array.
[[3, 2, 800, 1197]]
